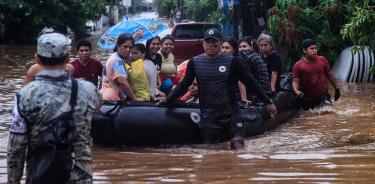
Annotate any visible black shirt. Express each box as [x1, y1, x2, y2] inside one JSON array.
[[263, 51, 282, 91], [166, 53, 272, 119]]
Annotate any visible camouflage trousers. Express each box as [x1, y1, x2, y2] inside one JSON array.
[[68, 160, 93, 184]]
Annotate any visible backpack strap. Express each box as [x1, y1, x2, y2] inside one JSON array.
[[70, 78, 78, 113]]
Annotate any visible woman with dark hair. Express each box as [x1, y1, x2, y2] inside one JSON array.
[[238, 36, 272, 102], [145, 36, 162, 70], [131, 43, 164, 100], [221, 37, 252, 104], [238, 36, 259, 53], [100, 34, 141, 101], [221, 37, 238, 55], [158, 34, 177, 76], [125, 43, 151, 101], [158, 34, 178, 94]]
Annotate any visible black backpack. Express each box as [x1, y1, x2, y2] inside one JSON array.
[[26, 78, 78, 184]]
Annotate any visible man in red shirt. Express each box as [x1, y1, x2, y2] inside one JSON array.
[[293, 39, 340, 109], [70, 40, 103, 86]]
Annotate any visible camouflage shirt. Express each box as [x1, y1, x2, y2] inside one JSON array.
[[7, 70, 102, 183]]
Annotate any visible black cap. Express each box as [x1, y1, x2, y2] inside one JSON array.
[[301, 39, 316, 49], [203, 28, 222, 41]]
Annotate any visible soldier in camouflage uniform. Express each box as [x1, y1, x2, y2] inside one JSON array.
[[7, 33, 102, 184]]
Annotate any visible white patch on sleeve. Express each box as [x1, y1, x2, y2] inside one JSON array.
[[10, 96, 27, 134]]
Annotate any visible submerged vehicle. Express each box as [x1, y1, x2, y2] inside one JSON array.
[[91, 90, 298, 147]]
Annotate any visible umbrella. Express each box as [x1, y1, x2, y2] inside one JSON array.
[[97, 17, 168, 50]]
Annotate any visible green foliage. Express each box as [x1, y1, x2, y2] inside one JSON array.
[[185, 0, 219, 22], [154, 0, 177, 18], [340, 0, 375, 51], [340, 0, 375, 76], [1, 0, 109, 42], [267, 0, 347, 70], [154, 0, 220, 22]]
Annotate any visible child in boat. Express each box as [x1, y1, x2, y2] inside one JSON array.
[[179, 80, 199, 103], [126, 44, 151, 101]]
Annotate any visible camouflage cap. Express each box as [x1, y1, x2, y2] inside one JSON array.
[[37, 33, 71, 58]]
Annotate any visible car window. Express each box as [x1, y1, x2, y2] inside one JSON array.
[[175, 24, 219, 39]]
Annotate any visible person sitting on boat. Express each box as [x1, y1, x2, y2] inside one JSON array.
[[146, 36, 162, 70], [238, 36, 260, 53], [258, 33, 282, 97], [157, 28, 277, 150], [125, 43, 152, 101], [158, 35, 179, 94], [23, 63, 74, 86], [238, 36, 272, 103], [145, 36, 166, 98], [221, 37, 251, 105], [70, 40, 103, 86], [100, 34, 142, 101], [293, 39, 341, 110]]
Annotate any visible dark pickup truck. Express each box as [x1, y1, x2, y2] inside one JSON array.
[[171, 22, 220, 65]]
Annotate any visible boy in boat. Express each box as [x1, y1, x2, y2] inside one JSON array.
[[70, 40, 103, 86]]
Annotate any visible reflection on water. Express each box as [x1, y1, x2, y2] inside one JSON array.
[[0, 42, 375, 183]]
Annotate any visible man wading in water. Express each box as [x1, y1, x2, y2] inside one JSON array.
[[157, 28, 277, 149]]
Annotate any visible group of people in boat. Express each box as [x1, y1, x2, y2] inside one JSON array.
[[7, 28, 342, 183], [21, 29, 341, 149], [97, 32, 280, 105], [25, 30, 340, 110]]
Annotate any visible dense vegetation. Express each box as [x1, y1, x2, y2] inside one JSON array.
[[154, 0, 374, 75], [0, 0, 110, 43], [154, 0, 220, 22], [267, 0, 374, 70]]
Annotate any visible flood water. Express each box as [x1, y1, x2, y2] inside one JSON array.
[[0, 41, 375, 183]]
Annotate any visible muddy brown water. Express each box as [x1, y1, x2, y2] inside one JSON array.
[[0, 42, 374, 183]]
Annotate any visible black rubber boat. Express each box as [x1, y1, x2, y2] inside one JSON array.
[[91, 90, 298, 147]]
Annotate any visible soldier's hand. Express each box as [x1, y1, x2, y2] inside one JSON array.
[[266, 103, 277, 120]]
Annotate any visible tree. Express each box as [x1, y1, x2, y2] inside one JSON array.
[[154, 0, 177, 18], [184, 0, 220, 22], [0, 0, 110, 43], [267, 0, 347, 70], [340, 0, 375, 51], [340, 0, 375, 76], [154, 0, 220, 22]]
